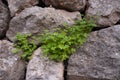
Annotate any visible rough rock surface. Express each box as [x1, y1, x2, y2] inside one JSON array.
[[43, 0, 86, 11], [0, 0, 10, 38], [6, 6, 81, 41], [86, 0, 120, 27], [0, 40, 25, 80], [26, 48, 64, 80], [7, 0, 39, 17], [67, 25, 120, 80]]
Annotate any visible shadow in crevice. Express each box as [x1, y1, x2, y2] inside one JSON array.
[[80, 0, 89, 18], [116, 20, 120, 25], [1, 0, 8, 6], [36, 0, 46, 8], [92, 26, 109, 31], [64, 59, 69, 80]]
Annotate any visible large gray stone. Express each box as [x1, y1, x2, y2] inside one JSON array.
[[42, 0, 86, 11], [0, 40, 25, 80], [0, 0, 10, 38], [6, 6, 81, 41], [86, 0, 120, 27], [67, 25, 120, 80], [26, 48, 64, 80], [7, 0, 39, 17]]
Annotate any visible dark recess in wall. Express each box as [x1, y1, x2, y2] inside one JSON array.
[[23, 65, 27, 80], [92, 26, 109, 31], [0, 35, 5, 40], [80, 0, 89, 18], [37, 0, 46, 8], [2, 0, 8, 6], [116, 20, 120, 24], [64, 59, 68, 80]]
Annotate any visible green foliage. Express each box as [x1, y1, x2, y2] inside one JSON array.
[[14, 18, 96, 61], [14, 33, 37, 60], [41, 18, 96, 61]]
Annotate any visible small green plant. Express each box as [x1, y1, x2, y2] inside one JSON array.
[[13, 18, 96, 61], [14, 33, 37, 60], [41, 18, 96, 61]]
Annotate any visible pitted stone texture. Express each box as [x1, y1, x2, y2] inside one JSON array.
[[6, 6, 81, 41], [0, 40, 25, 80], [67, 25, 120, 80], [26, 48, 64, 80], [43, 0, 86, 11], [7, 0, 39, 17], [86, 0, 120, 27]]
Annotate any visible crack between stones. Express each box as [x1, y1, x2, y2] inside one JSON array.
[[1, 0, 8, 6], [23, 64, 27, 80], [64, 59, 68, 80], [92, 26, 110, 31], [116, 20, 120, 25], [36, 0, 46, 8]]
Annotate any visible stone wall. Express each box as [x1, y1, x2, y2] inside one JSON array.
[[0, 0, 120, 80]]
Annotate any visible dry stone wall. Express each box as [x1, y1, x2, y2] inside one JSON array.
[[0, 0, 120, 80]]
